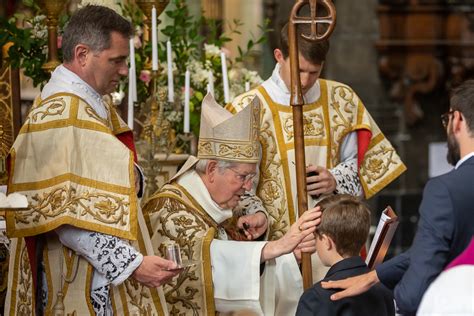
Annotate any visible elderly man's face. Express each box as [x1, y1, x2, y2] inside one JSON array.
[[209, 162, 257, 209]]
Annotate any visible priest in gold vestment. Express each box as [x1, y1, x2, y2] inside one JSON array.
[[227, 23, 406, 241], [4, 6, 178, 315], [143, 94, 322, 315]]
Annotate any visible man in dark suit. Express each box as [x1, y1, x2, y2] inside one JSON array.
[[321, 79, 474, 315], [296, 195, 394, 316]]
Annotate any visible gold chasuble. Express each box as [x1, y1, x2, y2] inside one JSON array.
[[144, 183, 216, 316], [5, 93, 166, 315], [228, 80, 406, 240]]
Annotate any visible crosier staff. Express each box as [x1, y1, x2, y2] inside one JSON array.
[[288, 0, 336, 290]]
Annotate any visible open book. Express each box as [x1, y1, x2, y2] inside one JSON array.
[[365, 206, 399, 270]]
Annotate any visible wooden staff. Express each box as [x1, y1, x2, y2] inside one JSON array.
[[288, 0, 336, 290]]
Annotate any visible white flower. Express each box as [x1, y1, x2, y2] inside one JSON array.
[[204, 44, 220, 58]]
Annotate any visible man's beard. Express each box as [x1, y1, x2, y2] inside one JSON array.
[[446, 125, 461, 166]]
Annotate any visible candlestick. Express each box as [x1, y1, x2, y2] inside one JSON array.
[[151, 6, 158, 71], [129, 38, 137, 102], [245, 81, 250, 92], [220, 51, 230, 103], [167, 40, 174, 102], [184, 69, 190, 133], [208, 71, 214, 96]]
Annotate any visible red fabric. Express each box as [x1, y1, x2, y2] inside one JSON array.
[[25, 237, 38, 291], [116, 130, 138, 163], [356, 129, 372, 169], [356, 129, 372, 260]]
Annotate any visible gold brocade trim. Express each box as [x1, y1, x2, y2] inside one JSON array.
[[85, 264, 95, 314], [202, 227, 216, 314], [134, 224, 166, 316], [84, 105, 110, 128], [359, 133, 408, 198], [154, 183, 219, 231], [10, 173, 132, 199], [327, 84, 358, 168], [15, 187, 129, 226], [357, 100, 365, 125], [9, 238, 34, 315], [362, 163, 407, 199], [110, 287, 118, 315], [322, 88, 332, 168], [18, 93, 116, 136], [30, 97, 66, 122], [7, 150, 138, 240], [118, 283, 131, 315], [225, 103, 237, 114], [259, 86, 297, 226]]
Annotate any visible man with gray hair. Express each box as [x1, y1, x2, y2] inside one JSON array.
[[143, 94, 322, 315], [5, 5, 177, 315]]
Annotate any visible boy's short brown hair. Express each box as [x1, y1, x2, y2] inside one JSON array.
[[279, 22, 330, 64], [316, 194, 371, 257]]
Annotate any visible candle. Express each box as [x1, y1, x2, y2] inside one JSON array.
[[245, 81, 250, 92], [184, 69, 190, 133], [151, 6, 158, 71], [220, 51, 230, 103], [127, 67, 134, 130], [128, 38, 136, 129], [167, 40, 174, 102], [129, 38, 137, 102], [208, 71, 214, 96]]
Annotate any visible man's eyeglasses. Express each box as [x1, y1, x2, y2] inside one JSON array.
[[228, 168, 256, 184], [441, 110, 455, 128]]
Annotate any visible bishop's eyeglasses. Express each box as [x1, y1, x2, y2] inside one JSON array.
[[228, 168, 256, 184]]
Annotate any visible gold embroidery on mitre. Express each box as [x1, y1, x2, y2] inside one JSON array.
[[198, 93, 260, 163]]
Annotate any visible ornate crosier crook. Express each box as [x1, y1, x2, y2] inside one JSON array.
[[288, 0, 336, 290]]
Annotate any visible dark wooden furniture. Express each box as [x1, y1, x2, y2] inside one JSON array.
[[377, 0, 474, 124]]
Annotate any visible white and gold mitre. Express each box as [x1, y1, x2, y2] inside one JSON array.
[[197, 93, 260, 163]]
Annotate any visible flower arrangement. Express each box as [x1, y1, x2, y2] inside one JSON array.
[[124, 0, 269, 139], [1, 0, 269, 151], [0, 2, 68, 87]]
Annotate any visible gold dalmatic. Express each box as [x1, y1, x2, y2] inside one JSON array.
[[4, 93, 166, 315], [228, 80, 406, 240], [143, 183, 217, 316]]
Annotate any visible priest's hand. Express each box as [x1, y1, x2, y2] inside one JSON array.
[[306, 165, 337, 196], [293, 232, 317, 263], [237, 211, 268, 240], [132, 256, 182, 288], [320, 270, 380, 300]]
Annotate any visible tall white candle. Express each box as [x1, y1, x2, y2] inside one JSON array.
[[184, 69, 190, 133], [220, 51, 230, 103], [128, 38, 136, 129], [245, 81, 250, 92], [127, 66, 134, 130], [208, 71, 214, 96], [129, 38, 137, 102], [167, 40, 174, 102], [151, 6, 158, 71]]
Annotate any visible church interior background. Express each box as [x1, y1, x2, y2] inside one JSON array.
[[1, 0, 474, 310]]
